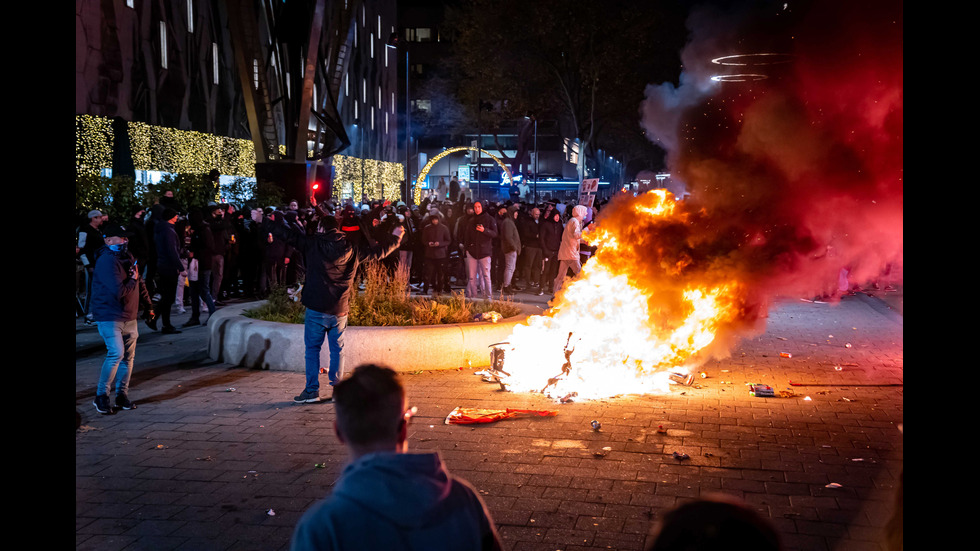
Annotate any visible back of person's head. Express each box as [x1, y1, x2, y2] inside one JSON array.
[[647, 494, 781, 551], [334, 364, 406, 448]]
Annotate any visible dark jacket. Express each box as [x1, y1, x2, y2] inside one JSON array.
[[90, 246, 152, 322], [499, 215, 521, 255], [210, 214, 229, 256], [154, 220, 183, 277], [189, 220, 215, 271], [517, 214, 542, 249], [462, 211, 498, 259], [77, 224, 103, 269], [421, 220, 451, 259], [539, 217, 563, 257], [263, 216, 288, 262], [274, 221, 402, 316]]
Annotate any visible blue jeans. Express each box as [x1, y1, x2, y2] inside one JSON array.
[[96, 320, 138, 397], [304, 308, 348, 393], [465, 253, 492, 299]]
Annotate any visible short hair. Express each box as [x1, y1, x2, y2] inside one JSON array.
[[648, 494, 781, 551], [334, 364, 406, 447]]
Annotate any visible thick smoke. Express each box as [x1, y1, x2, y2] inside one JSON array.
[[625, 0, 902, 336]]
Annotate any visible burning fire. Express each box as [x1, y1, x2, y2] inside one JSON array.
[[499, 190, 747, 400]]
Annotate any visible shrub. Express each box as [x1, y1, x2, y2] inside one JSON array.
[[243, 260, 522, 326]]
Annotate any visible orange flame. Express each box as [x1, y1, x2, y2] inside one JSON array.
[[500, 190, 746, 400]]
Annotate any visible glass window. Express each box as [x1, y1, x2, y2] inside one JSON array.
[[160, 22, 168, 69], [212, 43, 219, 84]]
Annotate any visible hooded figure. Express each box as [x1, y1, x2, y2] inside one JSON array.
[[290, 364, 501, 551], [290, 452, 500, 551]]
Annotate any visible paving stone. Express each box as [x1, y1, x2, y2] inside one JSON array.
[[76, 293, 903, 550]]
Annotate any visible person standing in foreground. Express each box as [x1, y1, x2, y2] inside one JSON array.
[[91, 223, 154, 414], [272, 197, 404, 403], [290, 364, 502, 551]]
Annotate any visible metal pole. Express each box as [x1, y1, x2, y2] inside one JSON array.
[[405, 50, 411, 203], [533, 118, 538, 204], [473, 99, 483, 201]]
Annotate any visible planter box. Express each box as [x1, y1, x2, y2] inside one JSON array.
[[207, 301, 543, 372]]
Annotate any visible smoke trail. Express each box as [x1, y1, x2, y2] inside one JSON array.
[[635, 0, 903, 310]]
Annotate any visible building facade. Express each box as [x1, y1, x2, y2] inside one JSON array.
[[76, 0, 403, 203]]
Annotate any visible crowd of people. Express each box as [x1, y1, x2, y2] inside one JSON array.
[[75, 188, 608, 412], [77, 190, 608, 331]]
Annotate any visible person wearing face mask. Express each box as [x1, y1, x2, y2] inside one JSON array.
[[90, 223, 154, 414]]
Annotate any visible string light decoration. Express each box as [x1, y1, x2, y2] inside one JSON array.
[[76, 115, 114, 176], [331, 154, 403, 203], [76, 115, 256, 177], [414, 146, 512, 204], [78, 115, 403, 204]]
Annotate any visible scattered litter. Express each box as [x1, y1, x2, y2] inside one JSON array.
[[559, 392, 578, 403], [267, 509, 276, 516], [669, 372, 695, 386], [825, 483, 842, 489], [777, 337, 788, 341], [748, 384, 775, 397], [445, 407, 558, 425], [473, 311, 503, 323], [225, 388, 236, 392], [834, 365, 843, 371], [591, 420, 602, 431], [851, 458, 864, 462], [155, 444, 166, 449], [672, 452, 690, 461], [314, 463, 326, 468], [779, 352, 792, 358], [721, 369, 730, 373], [845, 343, 852, 348], [804, 396, 812, 401], [286, 283, 303, 302], [778, 390, 796, 398], [656, 425, 668, 434], [699, 372, 708, 379]]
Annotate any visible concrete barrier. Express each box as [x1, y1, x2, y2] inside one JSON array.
[[206, 300, 544, 372]]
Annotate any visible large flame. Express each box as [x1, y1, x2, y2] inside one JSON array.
[[500, 190, 747, 400]]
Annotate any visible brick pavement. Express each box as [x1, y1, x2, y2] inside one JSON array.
[[76, 289, 903, 551]]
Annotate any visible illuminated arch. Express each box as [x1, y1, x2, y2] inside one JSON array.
[[414, 146, 513, 204]]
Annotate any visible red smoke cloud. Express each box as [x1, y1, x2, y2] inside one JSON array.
[[634, 0, 903, 312]]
